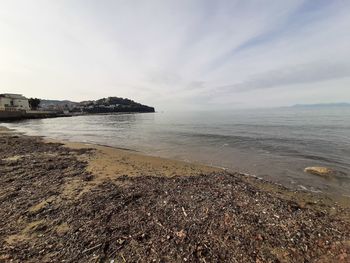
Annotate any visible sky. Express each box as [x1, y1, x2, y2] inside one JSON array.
[[0, 0, 349, 110]]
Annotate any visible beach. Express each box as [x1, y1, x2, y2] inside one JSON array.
[[0, 126, 350, 262], [5, 109, 350, 197]]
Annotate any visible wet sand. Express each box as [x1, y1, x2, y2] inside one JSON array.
[[0, 126, 349, 262]]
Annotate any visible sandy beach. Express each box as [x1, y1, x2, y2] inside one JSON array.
[[0, 126, 349, 262]]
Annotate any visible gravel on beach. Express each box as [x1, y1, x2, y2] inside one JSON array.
[[0, 132, 349, 262]]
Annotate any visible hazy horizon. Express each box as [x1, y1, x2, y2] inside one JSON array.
[[28, 97, 350, 111], [1, 0, 350, 110]]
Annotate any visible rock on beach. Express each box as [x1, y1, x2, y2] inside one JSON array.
[[304, 166, 334, 177]]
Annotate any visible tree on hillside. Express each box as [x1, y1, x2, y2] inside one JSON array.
[[28, 98, 41, 110]]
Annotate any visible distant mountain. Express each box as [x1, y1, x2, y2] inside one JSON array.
[[40, 99, 78, 107], [291, 103, 350, 108]]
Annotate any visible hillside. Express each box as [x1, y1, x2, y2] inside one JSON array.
[[40, 99, 78, 109], [80, 97, 155, 113], [40, 97, 155, 113]]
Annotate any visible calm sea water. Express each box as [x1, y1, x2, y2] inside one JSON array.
[[3, 107, 350, 196]]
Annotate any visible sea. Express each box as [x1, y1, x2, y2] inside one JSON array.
[[3, 107, 350, 197]]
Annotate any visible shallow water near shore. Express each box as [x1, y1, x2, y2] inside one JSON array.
[[3, 107, 350, 196]]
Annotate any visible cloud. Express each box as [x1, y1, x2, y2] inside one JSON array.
[[215, 61, 350, 93], [0, 0, 349, 110]]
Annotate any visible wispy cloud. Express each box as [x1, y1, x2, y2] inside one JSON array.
[[215, 61, 350, 93], [0, 0, 349, 109]]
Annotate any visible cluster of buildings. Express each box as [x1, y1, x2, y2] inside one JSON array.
[[41, 102, 77, 112], [0, 94, 155, 116], [0, 93, 72, 120], [0, 94, 30, 111]]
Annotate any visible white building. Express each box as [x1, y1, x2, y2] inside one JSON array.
[[0, 94, 30, 111]]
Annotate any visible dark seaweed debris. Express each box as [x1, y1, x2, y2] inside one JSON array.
[[0, 135, 349, 263]]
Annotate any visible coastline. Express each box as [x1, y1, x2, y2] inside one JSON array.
[[1, 126, 349, 262], [44, 133, 350, 214]]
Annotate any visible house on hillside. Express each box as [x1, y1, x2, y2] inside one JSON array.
[[0, 94, 30, 111]]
